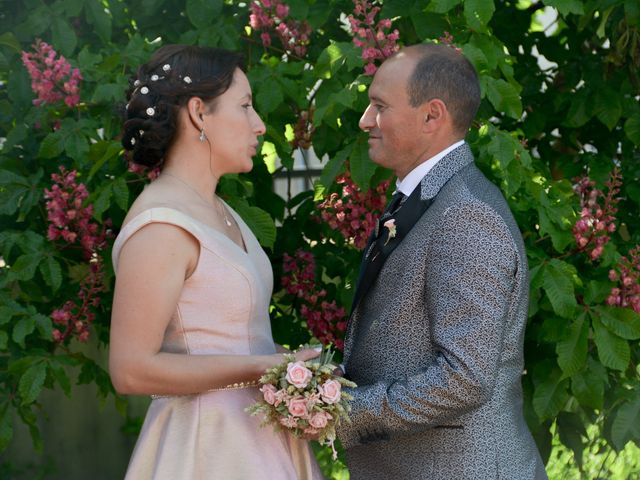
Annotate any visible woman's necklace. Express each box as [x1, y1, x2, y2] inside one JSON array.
[[163, 172, 232, 227]]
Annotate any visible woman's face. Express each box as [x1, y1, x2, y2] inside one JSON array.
[[205, 68, 266, 175]]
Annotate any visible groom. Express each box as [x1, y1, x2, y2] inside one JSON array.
[[337, 44, 547, 479]]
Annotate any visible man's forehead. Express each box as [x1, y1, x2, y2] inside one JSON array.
[[370, 56, 413, 96]]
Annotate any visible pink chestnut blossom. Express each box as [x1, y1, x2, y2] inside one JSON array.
[[572, 169, 621, 261], [21, 39, 82, 107], [347, 0, 399, 75]]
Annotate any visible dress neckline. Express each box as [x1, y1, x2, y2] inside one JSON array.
[[119, 206, 249, 256]]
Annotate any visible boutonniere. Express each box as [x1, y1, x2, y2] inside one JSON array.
[[383, 219, 397, 245]]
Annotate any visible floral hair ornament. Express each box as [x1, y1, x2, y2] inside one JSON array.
[[140, 86, 149, 94], [183, 76, 192, 84], [383, 219, 397, 245], [146, 107, 155, 116]]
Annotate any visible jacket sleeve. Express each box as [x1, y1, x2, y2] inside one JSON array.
[[337, 201, 520, 449]]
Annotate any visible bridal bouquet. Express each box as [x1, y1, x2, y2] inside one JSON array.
[[247, 347, 356, 459]]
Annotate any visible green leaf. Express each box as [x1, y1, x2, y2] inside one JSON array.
[[543, 0, 585, 17], [38, 132, 65, 159], [8, 253, 43, 282], [231, 202, 276, 249], [464, 0, 495, 31], [39, 256, 62, 292], [427, 0, 462, 13], [462, 42, 489, 72], [18, 360, 47, 405], [91, 83, 124, 103], [186, 0, 223, 28], [64, 133, 89, 162], [33, 313, 52, 340], [563, 93, 592, 128], [92, 184, 112, 221], [112, 177, 130, 212], [50, 362, 71, 397], [256, 76, 284, 115], [624, 113, 640, 145], [487, 131, 515, 170], [315, 42, 361, 79], [611, 394, 640, 450], [12, 315, 36, 348], [0, 331, 7, 350], [484, 77, 522, 119], [556, 312, 588, 376], [533, 375, 569, 421], [0, 401, 13, 451], [594, 88, 622, 131], [595, 306, 640, 340], [51, 17, 77, 56], [3, 124, 27, 151], [571, 357, 606, 409], [592, 315, 630, 371], [318, 147, 349, 192], [84, 0, 111, 42], [0, 170, 30, 216], [0, 32, 21, 53], [583, 280, 612, 304], [63, 0, 84, 16], [87, 140, 123, 181], [349, 136, 377, 189], [542, 259, 577, 318]]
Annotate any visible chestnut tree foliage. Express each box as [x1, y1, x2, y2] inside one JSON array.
[[0, 0, 639, 475]]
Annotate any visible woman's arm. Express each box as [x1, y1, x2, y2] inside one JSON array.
[[109, 222, 318, 396]]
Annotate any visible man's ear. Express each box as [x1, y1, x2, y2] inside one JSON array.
[[186, 97, 206, 130], [421, 99, 448, 133]]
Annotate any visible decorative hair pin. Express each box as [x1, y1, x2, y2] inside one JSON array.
[[163, 64, 171, 72], [130, 137, 136, 146], [183, 76, 192, 84], [146, 107, 155, 116], [140, 86, 149, 94]]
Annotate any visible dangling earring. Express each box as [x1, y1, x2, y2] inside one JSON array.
[[199, 127, 206, 143]]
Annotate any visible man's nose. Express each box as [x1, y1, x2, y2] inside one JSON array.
[[359, 105, 375, 131]]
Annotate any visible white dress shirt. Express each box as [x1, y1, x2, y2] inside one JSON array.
[[396, 140, 466, 197]]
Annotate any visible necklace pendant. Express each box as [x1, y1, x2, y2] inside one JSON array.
[[225, 218, 232, 227]]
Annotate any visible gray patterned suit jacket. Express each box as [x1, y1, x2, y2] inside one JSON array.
[[338, 144, 547, 479]]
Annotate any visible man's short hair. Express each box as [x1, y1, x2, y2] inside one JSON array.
[[405, 44, 481, 134]]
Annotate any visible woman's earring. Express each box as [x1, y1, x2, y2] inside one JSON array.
[[199, 127, 206, 143]]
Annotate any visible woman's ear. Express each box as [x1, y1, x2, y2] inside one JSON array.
[[186, 97, 205, 130]]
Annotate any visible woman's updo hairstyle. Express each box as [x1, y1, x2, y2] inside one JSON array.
[[122, 45, 244, 168]]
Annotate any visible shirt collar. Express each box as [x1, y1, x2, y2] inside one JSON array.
[[396, 140, 466, 197]]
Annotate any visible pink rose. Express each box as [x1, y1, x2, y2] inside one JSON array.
[[309, 411, 332, 429], [318, 380, 341, 404], [285, 361, 313, 389], [287, 395, 309, 417], [260, 384, 277, 405]]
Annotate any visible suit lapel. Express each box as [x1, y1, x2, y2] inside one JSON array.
[[350, 187, 431, 314], [347, 143, 475, 325]]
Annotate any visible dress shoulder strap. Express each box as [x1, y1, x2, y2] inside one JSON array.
[[111, 207, 206, 273]]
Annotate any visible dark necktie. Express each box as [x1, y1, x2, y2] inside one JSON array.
[[383, 191, 406, 217]]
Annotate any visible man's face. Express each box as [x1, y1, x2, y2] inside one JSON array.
[[359, 54, 426, 179]]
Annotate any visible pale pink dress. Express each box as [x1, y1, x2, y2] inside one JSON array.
[[112, 206, 323, 480]]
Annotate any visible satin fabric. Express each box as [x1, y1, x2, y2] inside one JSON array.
[[112, 206, 322, 480]]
